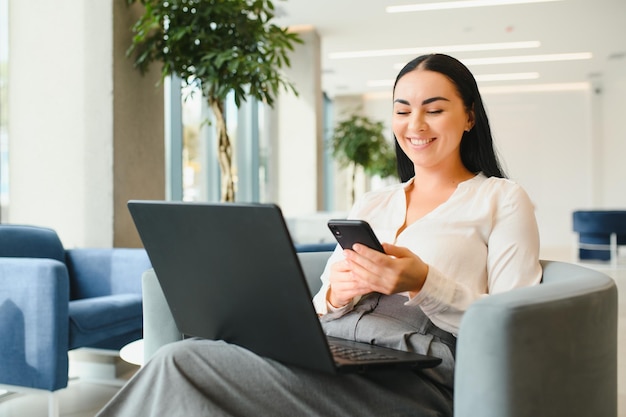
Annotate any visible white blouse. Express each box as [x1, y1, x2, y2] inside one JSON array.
[[312, 173, 542, 336]]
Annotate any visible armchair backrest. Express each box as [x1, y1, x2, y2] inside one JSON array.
[[572, 210, 626, 234], [66, 248, 151, 299], [298, 250, 334, 294], [0, 224, 65, 263]]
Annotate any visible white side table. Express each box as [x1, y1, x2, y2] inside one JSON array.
[[120, 339, 144, 366]]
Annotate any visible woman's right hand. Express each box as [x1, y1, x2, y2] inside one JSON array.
[[326, 254, 372, 308]]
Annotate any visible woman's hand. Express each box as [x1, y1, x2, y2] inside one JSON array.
[[344, 243, 429, 297], [326, 257, 372, 308]]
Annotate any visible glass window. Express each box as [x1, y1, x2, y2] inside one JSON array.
[[322, 93, 334, 210], [173, 83, 271, 204], [169, 83, 328, 207], [180, 83, 207, 201], [257, 102, 270, 203], [175, 85, 246, 202], [0, 0, 9, 221]]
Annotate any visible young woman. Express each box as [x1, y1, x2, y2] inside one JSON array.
[[97, 54, 541, 417]]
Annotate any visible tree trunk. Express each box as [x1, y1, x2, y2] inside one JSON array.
[[209, 98, 235, 202]]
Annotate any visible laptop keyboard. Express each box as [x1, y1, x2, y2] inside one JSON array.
[[330, 344, 396, 362]]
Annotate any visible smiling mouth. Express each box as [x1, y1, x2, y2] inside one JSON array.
[[409, 137, 435, 146]]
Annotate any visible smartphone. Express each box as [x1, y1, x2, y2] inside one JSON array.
[[327, 219, 385, 253]]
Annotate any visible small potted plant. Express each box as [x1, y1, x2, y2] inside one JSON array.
[[330, 112, 397, 203]]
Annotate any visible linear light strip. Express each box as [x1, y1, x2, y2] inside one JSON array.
[[367, 72, 540, 87], [362, 82, 589, 98], [391, 52, 592, 69], [363, 81, 588, 99], [480, 82, 589, 94], [329, 41, 541, 60], [387, 0, 564, 13], [475, 72, 540, 81], [463, 52, 592, 65]]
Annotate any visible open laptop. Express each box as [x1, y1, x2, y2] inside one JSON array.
[[128, 200, 441, 373]]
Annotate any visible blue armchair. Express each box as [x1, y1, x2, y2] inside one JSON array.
[[0, 224, 151, 392], [572, 210, 626, 262]]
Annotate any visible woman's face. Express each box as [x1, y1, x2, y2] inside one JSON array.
[[392, 69, 474, 174]]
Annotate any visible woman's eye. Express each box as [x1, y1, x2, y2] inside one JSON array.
[[427, 109, 443, 115], [395, 110, 410, 115]]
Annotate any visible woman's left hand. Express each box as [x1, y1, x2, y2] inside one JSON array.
[[343, 243, 429, 297]]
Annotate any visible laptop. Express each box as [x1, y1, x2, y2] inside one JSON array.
[[128, 200, 442, 373]]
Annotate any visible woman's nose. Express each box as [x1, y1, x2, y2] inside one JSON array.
[[408, 113, 426, 131]]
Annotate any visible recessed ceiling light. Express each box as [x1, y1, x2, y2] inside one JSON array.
[[329, 41, 540, 60], [387, 0, 564, 13]]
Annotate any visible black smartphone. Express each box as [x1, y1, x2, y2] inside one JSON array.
[[327, 219, 385, 253]]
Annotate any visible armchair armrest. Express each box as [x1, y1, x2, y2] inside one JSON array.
[[66, 248, 151, 299], [454, 261, 617, 417], [0, 258, 70, 391]]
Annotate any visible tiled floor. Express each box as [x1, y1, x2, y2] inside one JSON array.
[[0, 351, 138, 417], [1, 250, 625, 417], [0, 382, 119, 417]]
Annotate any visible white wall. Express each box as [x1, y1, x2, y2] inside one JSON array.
[[7, 0, 164, 248], [274, 29, 323, 216], [600, 58, 626, 208], [8, 0, 113, 248], [331, 62, 626, 257], [484, 89, 592, 251]]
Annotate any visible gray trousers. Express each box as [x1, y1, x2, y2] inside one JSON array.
[[97, 295, 454, 417]]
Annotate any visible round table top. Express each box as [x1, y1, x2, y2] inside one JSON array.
[[120, 339, 144, 366]]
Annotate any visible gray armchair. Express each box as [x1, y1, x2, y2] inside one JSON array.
[[142, 252, 617, 417]]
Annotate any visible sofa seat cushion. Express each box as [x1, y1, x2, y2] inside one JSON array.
[[68, 294, 142, 350]]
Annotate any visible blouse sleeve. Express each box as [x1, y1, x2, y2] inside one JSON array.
[[405, 183, 542, 333], [311, 247, 357, 317], [484, 184, 543, 294]]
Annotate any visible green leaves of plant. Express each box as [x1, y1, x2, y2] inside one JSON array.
[[126, 0, 302, 107], [331, 113, 397, 179]]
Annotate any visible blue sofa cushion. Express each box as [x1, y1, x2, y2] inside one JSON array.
[[66, 248, 151, 300], [68, 294, 142, 349], [573, 210, 626, 234], [294, 242, 337, 253], [572, 210, 626, 260], [0, 225, 65, 262], [578, 233, 613, 261]]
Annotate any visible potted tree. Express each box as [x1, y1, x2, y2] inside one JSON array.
[[330, 112, 397, 203], [126, 0, 302, 202]]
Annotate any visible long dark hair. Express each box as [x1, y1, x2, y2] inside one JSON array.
[[393, 54, 506, 182]]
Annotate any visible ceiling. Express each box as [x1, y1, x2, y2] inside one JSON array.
[[274, 0, 626, 98]]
